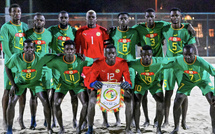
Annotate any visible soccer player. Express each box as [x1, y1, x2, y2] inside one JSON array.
[[5, 39, 54, 134], [46, 40, 93, 134], [157, 45, 215, 134], [75, 10, 109, 58], [48, 11, 77, 128], [86, 45, 133, 134], [23, 13, 53, 129], [129, 45, 164, 134], [162, 7, 197, 128], [0, 4, 28, 130]]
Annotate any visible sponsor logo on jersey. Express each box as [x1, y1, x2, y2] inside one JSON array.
[[141, 72, 154, 76], [118, 39, 131, 43], [115, 69, 120, 73], [64, 70, 78, 74], [96, 32, 101, 36], [184, 70, 198, 74], [146, 33, 158, 38], [15, 33, 25, 37], [34, 40, 46, 45], [58, 36, 71, 41], [22, 69, 36, 73], [169, 37, 181, 42]]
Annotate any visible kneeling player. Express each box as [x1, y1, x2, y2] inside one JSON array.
[[5, 39, 54, 134], [129, 45, 164, 134], [46, 40, 93, 134], [158, 45, 215, 134], [86, 45, 133, 134]]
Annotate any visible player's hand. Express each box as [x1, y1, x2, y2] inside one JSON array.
[[120, 81, 131, 90], [107, 26, 116, 35], [77, 53, 85, 61], [10, 85, 18, 97], [90, 81, 103, 90], [187, 23, 196, 37]]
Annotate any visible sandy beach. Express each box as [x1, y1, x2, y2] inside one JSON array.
[[0, 59, 213, 134]]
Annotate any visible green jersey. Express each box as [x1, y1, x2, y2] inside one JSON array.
[[0, 21, 28, 62], [109, 27, 139, 61], [48, 25, 76, 53], [133, 21, 170, 57], [5, 53, 55, 89], [161, 55, 215, 87], [25, 28, 52, 57], [162, 23, 196, 57], [46, 54, 93, 88]]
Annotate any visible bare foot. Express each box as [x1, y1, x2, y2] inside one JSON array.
[[181, 122, 189, 130], [162, 122, 169, 128], [73, 119, 77, 128], [114, 119, 121, 126], [17, 117, 26, 130], [102, 121, 110, 128], [143, 121, 150, 128]]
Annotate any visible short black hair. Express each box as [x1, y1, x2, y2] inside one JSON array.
[[59, 10, 68, 15], [105, 45, 116, 50], [117, 12, 130, 18], [141, 45, 152, 51], [35, 12, 43, 16], [146, 8, 155, 13], [170, 7, 181, 13], [64, 40, 76, 47], [23, 39, 35, 47], [104, 39, 113, 46], [9, 4, 21, 13], [183, 44, 195, 51]]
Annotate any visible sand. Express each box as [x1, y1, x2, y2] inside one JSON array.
[[0, 59, 213, 134]]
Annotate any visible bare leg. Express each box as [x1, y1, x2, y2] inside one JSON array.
[[69, 90, 78, 128], [18, 88, 27, 129], [114, 111, 121, 126], [2, 90, 9, 130], [205, 92, 215, 134], [163, 90, 173, 127], [76, 90, 88, 134], [29, 89, 38, 130], [142, 90, 149, 127], [53, 92, 65, 134], [102, 111, 109, 128], [181, 96, 189, 130], [124, 90, 133, 134], [134, 93, 143, 133], [49, 88, 57, 128]]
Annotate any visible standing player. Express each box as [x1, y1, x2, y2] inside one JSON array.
[[157, 45, 215, 134], [23, 13, 53, 129], [87, 45, 133, 134], [48, 11, 77, 128], [46, 40, 93, 134], [129, 45, 164, 134], [75, 10, 109, 58], [162, 7, 197, 128], [108, 12, 139, 126], [5, 39, 54, 134], [0, 4, 28, 130]]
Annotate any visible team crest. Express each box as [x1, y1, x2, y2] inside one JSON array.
[[96, 32, 101, 36], [104, 88, 118, 101], [115, 69, 120, 73]]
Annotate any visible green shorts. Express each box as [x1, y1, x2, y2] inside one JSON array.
[[164, 68, 182, 91], [129, 67, 135, 89], [55, 82, 85, 95], [177, 78, 214, 96], [134, 80, 163, 96], [52, 69, 61, 89], [16, 82, 46, 96], [40, 67, 53, 89], [4, 67, 17, 90]]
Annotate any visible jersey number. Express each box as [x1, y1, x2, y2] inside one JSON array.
[[91, 36, 94, 44], [145, 76, 152, 82], [69, 75, 75, 81], [26, 73, 31, 78], [172, 42, 177, 51], [150, 38, 155, 46], [123, 44, 127, 52], [107, 73, 114, 80], [36, 46, 42, 52], [19, 38, 23, 46], [135, 85, 142, 92]]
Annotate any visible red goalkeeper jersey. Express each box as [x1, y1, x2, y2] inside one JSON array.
[[88, 57, 131, 88], [75, 24, 109, 58]]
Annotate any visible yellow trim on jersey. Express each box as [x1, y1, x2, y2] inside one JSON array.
[[10, 21, 21, 26], [33, 28, 45, 34], [171, 24, 184, 30], [63, 55, 76, 64], [58, 25, 69, 30], [183, 56, 197, 65], [140, 58, 153, 67], [22, 53, 35, 63], [145, 22, 155, 29], [117, 26, 129, 32]]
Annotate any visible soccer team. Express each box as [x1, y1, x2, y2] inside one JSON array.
[[1, 3, 215, 134]]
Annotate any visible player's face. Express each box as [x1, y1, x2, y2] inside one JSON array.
[[64, 44, 76, 57], [23, 43, 35, 54], [10, 7, 21, 21], [34, 15, 45, 29], [140, 50, 152, 65], [118, 14, 130, 26], [183, 47, 195, 63], [105, 48, 117, 64], [58, 13, 69, 25], [145, 12, 155, 25], [86, 12, 97, 25], [170, 11, 181, 24]]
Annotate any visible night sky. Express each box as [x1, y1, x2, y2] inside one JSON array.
[[1, 0, 215, 13]]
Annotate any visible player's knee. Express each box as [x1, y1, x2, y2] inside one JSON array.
[[41, 99, 49, 107], [89, 97, 96, 106], [54, 100, 61, 108]]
